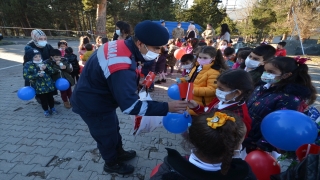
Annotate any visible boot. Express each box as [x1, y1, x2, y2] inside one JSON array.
[[104, 161, 134, 175], [155, 80, 162, 84], [117, 148, 137, 162], [64, 101, 71, 109]]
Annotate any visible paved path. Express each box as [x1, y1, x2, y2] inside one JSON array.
[[0, 42, 320, 180], [0, 42, 187, 180]]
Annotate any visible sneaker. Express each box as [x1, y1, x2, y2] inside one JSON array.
[[44, 110, 50, 118], [155, 80, 161, 84], [104, 162, 134, 175], [117, 150, 137, 162], [161, 79, 166, 83], [148, 88, 154, 92], [51, 108, 58, 115]]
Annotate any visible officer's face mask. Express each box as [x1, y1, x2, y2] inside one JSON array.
[[142, 44, 159, 61]]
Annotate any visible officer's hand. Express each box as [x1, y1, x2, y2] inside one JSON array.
[[168, 101, 188, 113]]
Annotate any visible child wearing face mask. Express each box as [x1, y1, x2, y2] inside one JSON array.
[[188, 69, 253, 137], [244, 57, 317, 153], [218, 40, 228, 54], [223, 47, 236, 68], [23, 49, 56, 117], [45, 49, 75, 109], [180, 54, 195, 78], [244, 45, 276, 87], [150, 110, 256, 180], [155, 47, 168, 84], [58, 40, 68, 57], [178, 46, 229, 115], [233, 49, 252, 69]]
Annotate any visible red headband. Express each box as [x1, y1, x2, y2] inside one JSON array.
[[294, 56, 310, 65]]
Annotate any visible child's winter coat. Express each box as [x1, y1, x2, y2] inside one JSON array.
[[23, 61, 55, 94]]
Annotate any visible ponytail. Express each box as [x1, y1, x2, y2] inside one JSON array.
[[293, 64, 317, 105], [212, 49, 229, 71], [266, 57, 317, 105]]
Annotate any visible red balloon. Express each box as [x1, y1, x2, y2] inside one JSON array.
[[245, 150, 281, 180], [150, 163, 162, 177], [174, 48, 186, 60], [296, 144, 320, 162]]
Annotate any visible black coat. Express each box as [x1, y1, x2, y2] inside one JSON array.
[[150, 148, 257, 180], [271, 154, 320, 180], [185, 30, 196, 41], [64, 53, 80, 74], [23, 42, 54, 64], [155, 53, 168, 73]]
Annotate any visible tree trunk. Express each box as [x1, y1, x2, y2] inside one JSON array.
[[95, 0, 107, 37], [282, 33, 287, 41]]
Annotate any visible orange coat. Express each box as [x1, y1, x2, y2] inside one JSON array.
[[181, 62, 220, 115]]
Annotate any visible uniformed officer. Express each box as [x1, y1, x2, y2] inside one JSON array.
[[71, 20, 188, 175]]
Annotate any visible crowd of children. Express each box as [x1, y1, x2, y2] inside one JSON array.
[[149, 35, 317, 179], [23, 35, 108, 117], [22, 27, 317, 178]]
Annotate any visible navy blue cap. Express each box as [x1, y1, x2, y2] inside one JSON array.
[[25, 48, 41, 60], [134, 20, 169, 46]]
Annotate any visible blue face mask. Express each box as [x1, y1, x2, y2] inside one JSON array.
[[261, 72, 281, 84]]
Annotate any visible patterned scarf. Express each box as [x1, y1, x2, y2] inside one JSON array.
[[29, 29, 46, 47]]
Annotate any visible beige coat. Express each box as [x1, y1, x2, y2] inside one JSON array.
[[172, 27, 184, 39], [202, 29, 215, 40]]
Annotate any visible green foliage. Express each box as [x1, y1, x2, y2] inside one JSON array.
[[182, 0, 226, 29]]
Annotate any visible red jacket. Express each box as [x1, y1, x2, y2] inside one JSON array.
[[275, 48, 287, 57], [192, 98, 252, 137]]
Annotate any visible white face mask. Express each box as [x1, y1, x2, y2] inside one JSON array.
[[245, 57, 260, 69], [181, 63, 193, 70], [33, 59, 43, 64], [261, 72, 281, 84], [177, 26, 181, 28], [116, 30, 121, 36], [142, 44, 159, 61], [216, 89, 237, 103], [220, 45, 227, 50], [37, 41, 47, 47]]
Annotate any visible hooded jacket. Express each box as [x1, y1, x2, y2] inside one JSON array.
[[244, 83, 312, 152], [24, 42, 54, 64]]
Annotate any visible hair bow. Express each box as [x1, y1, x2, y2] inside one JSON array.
[[206, 112, 235, 129], [294, 56, 310, 65]]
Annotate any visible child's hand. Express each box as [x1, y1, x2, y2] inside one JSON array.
[[38, 72, 44, 77], [187, 100, 198, 108], [60, 65, 66, 69], [41, 65, 46, 70]]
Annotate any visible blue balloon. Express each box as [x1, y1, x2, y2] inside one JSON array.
[[163, 112, 191, 134], [261, 110, 318, 151], [55, 78, 70, 91], [17, 87, 35, 101], [167, 84, 181, 100]]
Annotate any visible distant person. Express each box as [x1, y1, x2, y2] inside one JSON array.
[[190, 21, 199, 37], [95, 36, 102, 49], [58, 40, 68, 57], [172, 22, 184, 39], [202, 23, 215, 40], [185, 25, 197, 41], [113, 21, 131, 40], [78, 36, 90, 60], [275, 41, 287, 57], [224, 47, 236, 69], [81, 44, 94, 65], [218, 24, 231, 43], [65, 47, 80, 83], [160, 19, 169, 32]]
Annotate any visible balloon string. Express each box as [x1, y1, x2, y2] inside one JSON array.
[[305, 144, 311, 159]]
